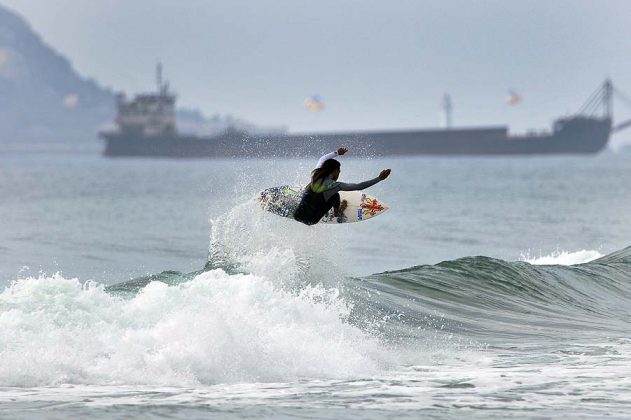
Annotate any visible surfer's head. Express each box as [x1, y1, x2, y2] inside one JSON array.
[[312, 158, 341, 183]]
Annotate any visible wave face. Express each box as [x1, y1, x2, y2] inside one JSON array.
[[352, 248, 631, 343], [2, 200, 631, 390]]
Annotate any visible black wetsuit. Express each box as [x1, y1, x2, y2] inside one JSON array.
[[293, 183, 341, 225], [293, 151, 382, 225]]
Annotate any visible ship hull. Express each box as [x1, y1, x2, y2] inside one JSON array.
[[101, 117, 611, 158]]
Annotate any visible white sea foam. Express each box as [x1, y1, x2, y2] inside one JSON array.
[[521, 249, 603, 266], [0, 270, 384, 387]]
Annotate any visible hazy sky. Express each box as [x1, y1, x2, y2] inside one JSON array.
[[3, 0, 631, 137]]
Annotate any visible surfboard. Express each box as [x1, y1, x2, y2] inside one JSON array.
[[258, 185, 389, 224]]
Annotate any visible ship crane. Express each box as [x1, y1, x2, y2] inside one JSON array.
[[610, 86, 631, 134], [613, 120, 631, 133], [578, 80, 613, 120], [578, 80, 631, 135]]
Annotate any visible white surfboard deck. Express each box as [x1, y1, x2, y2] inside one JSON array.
[[258, 185, 388, 224]]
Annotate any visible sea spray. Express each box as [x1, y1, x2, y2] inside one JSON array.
[[207, 199, 348, 289]]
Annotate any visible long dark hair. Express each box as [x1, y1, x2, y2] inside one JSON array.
[[311, 158, 340, 184]]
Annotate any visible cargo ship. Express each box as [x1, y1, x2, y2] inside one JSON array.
[[100, 66, 618, 158]]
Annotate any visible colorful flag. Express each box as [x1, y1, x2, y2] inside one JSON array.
[[304, 95, 325, 111], [506, 90, 522, 105]]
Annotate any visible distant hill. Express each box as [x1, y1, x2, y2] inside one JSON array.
[[0, 5, 115, 151], [0, 5, 285, 152]]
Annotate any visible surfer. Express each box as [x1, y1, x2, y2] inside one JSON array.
[[293, 147, 391, 225]]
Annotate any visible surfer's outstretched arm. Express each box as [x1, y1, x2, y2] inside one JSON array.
[[335, 169, 392, 192], [337, 177, 381, 191], [315, 147, 347, 168]]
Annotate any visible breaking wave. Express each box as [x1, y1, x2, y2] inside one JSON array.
[[2, 201, 631, 388]]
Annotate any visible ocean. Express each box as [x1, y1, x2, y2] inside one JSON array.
[[1, 151, 631, 419]]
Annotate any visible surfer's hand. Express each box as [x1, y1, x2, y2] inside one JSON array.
[[337, 147, 348, 155], [379, 169, 391, 180]]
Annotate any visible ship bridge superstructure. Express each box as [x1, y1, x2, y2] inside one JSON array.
[[114, 63, 176, 137]]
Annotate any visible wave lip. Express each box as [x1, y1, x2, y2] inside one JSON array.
[[521, 249, 603, 265]]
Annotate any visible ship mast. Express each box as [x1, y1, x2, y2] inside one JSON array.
[[603, 79, 613, 120], [442, 93, 453, 129], [156, 61, 164, 93]]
